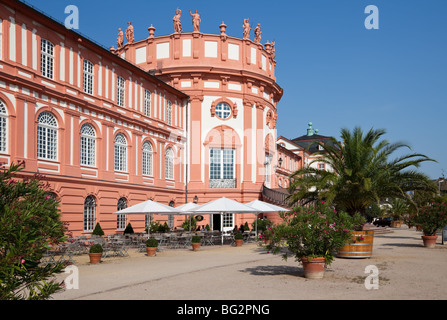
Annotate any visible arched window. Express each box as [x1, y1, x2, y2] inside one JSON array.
[[83, 59, 94, 95], [142, 141, 153, 176], [165, 148, 174, 180], [83, 195, 96, 232], [80, 123, 96, 166], [41, 39, 54, 79], [37, 112, 58, 160], [114, 133, 127, 171], [215, 102, 231, 120], [116, 197, 127, 230], [0, 100, 7, 153]]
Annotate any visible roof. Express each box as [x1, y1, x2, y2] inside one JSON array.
[[291, 134, 336, 154]]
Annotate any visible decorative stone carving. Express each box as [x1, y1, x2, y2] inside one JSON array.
[[173, 8, 182, 33], [243, 18, 251, 40], [254, 23, 261, 44], [126, 22, 134, 44], [189, 9, 201, 32], [147, 24, 156, 39], [117, 28, 124, 48], [219, 21, 227, 41]]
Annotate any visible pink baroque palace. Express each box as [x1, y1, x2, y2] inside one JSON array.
[[0, 1, 303, 237]]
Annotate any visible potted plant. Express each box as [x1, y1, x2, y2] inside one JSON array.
[[234, 233, 244, 246], [269, 202, 357, 279], [145, 238, 158, 256], [191, 235, 201, 251], [412, 201, 447, 248], [89, 243, 103, 264]]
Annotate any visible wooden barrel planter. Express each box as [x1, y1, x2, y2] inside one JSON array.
[[337, 230, 374, 259]]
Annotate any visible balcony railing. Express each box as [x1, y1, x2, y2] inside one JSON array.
[[261, 184, 291, 208], [209, 178, 236, 188]]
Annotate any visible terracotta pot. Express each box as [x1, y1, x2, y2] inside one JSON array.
[[192, 242, 201, 251], [235, 239, 243, 247], [421, 235, 437, 248], [301, 256, 326, 279], [88, 252, 102, 264], [146, 246, 157, 256]]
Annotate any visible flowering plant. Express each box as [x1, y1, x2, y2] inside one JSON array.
[[268, 201, 364, 265], [258, 227, 273, 241], [412, 201, 447, 236]]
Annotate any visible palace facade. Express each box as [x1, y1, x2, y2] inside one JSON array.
[[0, 0, 304, 236]]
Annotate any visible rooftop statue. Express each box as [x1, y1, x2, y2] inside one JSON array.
[[126, 21, 134, 44], [254, 23, 261, 44], [117, 28, 123, 48], [189, 9, 201, 32], [173, 8, 182, 33], [243, 18, 251, 40]]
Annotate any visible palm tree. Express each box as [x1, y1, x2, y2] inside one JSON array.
[[287, 127, 437, 216]]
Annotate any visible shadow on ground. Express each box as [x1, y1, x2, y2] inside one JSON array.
[[240, 264, 303, 277]]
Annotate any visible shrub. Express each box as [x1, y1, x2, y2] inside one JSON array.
[[89, 243, 103, 253], [269, 201, 365, 265], [0, 162, 67, 300], [412, 201, 447, 236], [146, 238, 158, 247], [123, 223, 134, 234], [191, 235, 201, 243], [234, 233, 244, 240], [92, 222, 104, 236]]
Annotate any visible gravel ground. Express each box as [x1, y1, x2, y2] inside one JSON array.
[[50, 226, 447, 302]]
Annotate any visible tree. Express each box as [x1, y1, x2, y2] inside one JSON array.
[[0, 162, 67, 300], [288, 127, 437, 216]]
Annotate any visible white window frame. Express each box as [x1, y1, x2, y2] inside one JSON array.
[[215, 102, 231, 120], [117, 76, 125, 107], [83, 195, 96, 232], [144, 89, 151, 117], [114, 133, 127, 172], [165, 148, 174, 180], [116, 197, 127, 231], [166, 100, 172, 125], [83, 59, 94, 95], [0, 101, 7, 153], [210, 148, 234, 180], [80, 123, 96, 167], [41, 39, 54, 79], [142, 141, 153, 176], [37, 112, 58, 160]]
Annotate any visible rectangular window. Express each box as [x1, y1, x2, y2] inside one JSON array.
[[210, 148, 234, 179], [117, 76, 125, 107], [144, 89, 151, 117], [166, 101, 172, 125], [41, 39, 54, 79], [83, 60, 94, 95]]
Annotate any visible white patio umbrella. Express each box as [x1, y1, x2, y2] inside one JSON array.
[[113, 199, 179, 238], [175, 202, 200, 232], [245, 200, 290, 236], [190, 197, 262, 245]]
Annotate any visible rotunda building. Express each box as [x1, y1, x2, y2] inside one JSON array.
[[112, 13, 283, 230]]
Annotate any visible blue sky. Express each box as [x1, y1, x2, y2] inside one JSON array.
[[23, 0, 447, 179]]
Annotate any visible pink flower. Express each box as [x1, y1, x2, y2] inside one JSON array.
[[45, 195, 51, 199], [21, 259, 25, 264]]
